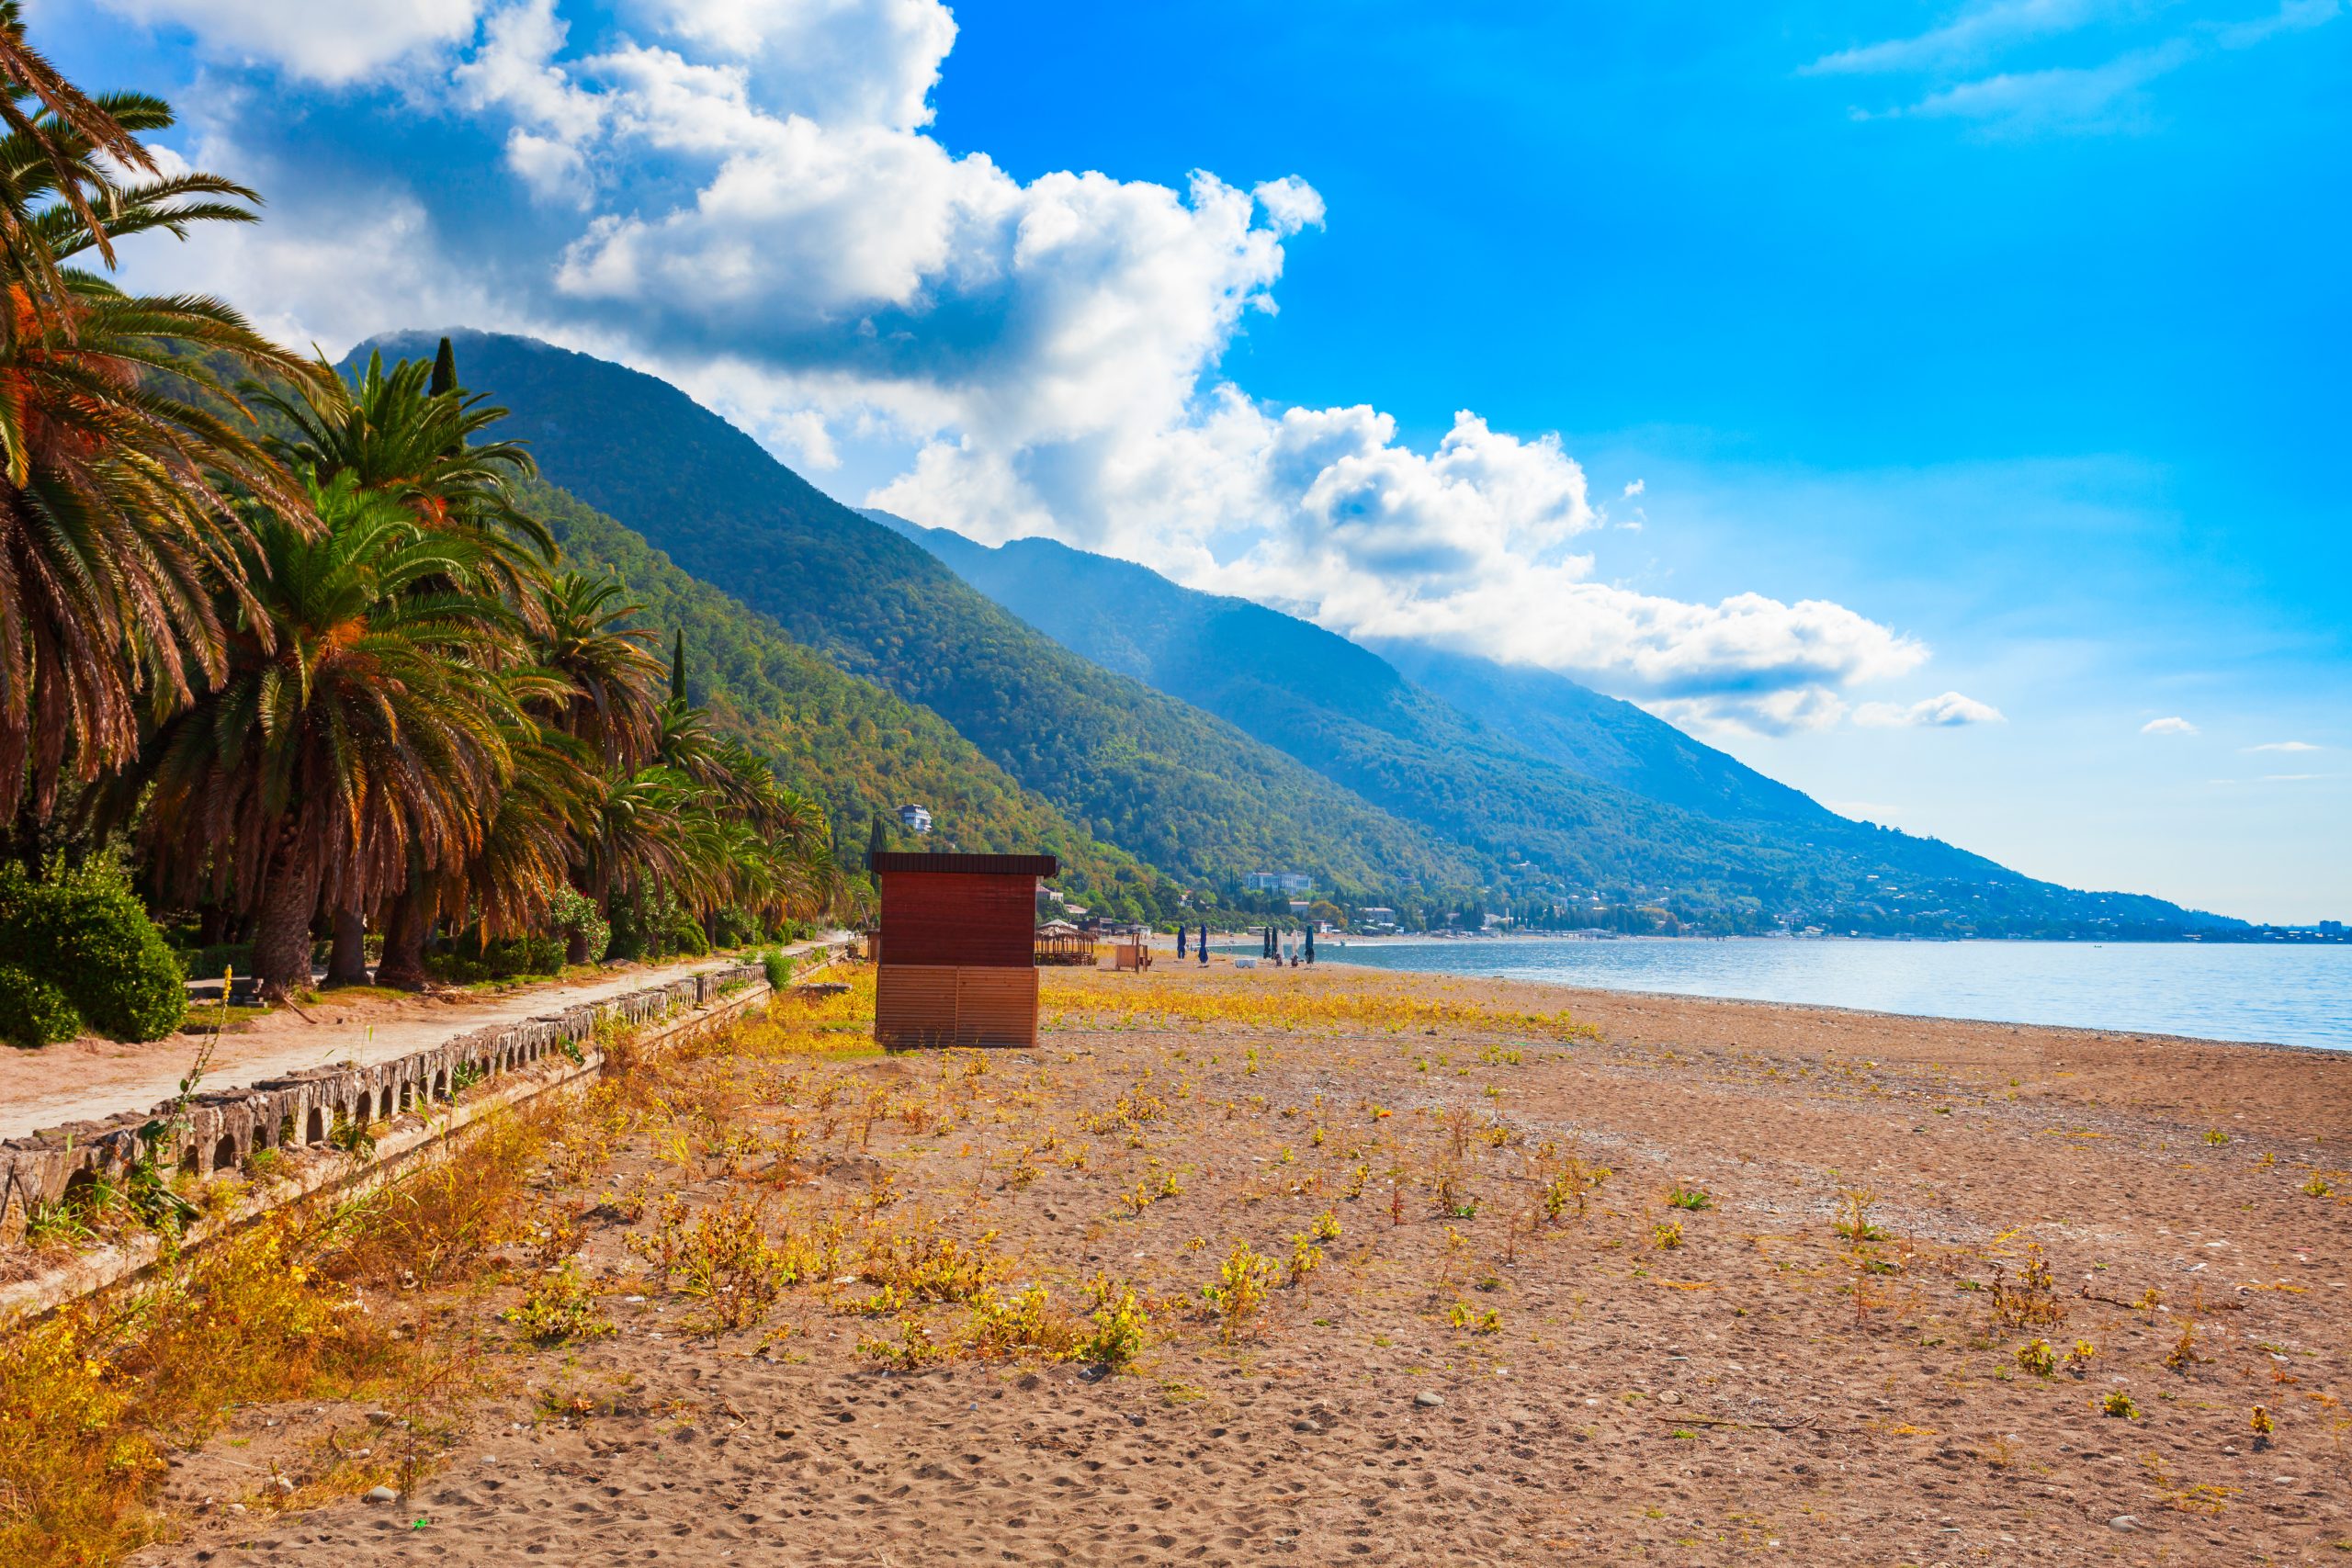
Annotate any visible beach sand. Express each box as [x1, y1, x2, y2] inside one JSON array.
[[134, 963, 2352, 1565]]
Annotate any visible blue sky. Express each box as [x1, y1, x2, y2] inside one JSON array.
[[54, 1, 2351, 920]]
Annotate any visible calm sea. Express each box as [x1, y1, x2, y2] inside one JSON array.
[[1248, 937, 2352, 1051]]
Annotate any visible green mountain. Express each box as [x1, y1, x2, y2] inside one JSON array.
[[1365, 641, 1834, 827], [865, 514, 2238, 938], [515, 478, 1166, 912], [866, 511, 1836, 897], [350, 332, 1480, 898]]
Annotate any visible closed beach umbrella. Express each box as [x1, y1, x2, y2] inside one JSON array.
[[1305, 927, 1316, 963], [1177, 925, 1188, 958]]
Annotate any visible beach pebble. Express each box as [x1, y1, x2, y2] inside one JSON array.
[[365, 1486, 398, 1505], [2108, 1516, 2138, 1531], [1415, 1391, 1446, 1407]]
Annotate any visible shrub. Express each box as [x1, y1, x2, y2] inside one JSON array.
[[0, 964, 82, 1047], [668, 912, 710, 958], [548, 886, 610, 967], [0, 859, 185, 1042], [763, 948, 797, 990], [174, 942, 252, 981]]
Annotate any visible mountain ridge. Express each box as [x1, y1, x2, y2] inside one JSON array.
[[349, 330, 2239, 935]]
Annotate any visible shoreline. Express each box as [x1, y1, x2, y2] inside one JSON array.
[[1206, 933, 2350, 1054]]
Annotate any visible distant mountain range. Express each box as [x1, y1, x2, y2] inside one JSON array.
[[350, 330, 2239, 937]]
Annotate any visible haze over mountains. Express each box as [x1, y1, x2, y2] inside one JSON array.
[[352, 331, 2234, 937]]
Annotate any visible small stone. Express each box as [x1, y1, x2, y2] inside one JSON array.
[[226, 1504, 246, 1516], [272, 1475, 296, 1495], [365, 1486, 398, 1505], [2108, 1516, 2138, 1532], [1414, 1391, 1445, 1408]]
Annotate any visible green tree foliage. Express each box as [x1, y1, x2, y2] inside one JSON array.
[[0, 77, 319, 815], [135, 476, 526, 994], [0, 857, 185, 1042]]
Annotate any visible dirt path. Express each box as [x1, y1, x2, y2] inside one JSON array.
[[0, 940, 839, 1141]]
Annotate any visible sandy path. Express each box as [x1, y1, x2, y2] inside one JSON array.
[[125, 964, 2352, 1565], [0, 940, 835, 1141]]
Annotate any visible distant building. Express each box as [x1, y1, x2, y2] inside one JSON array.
[[1248, 871, 1314, 895], [897, 804, 933, 835], [1357, 906, 1398, 933]]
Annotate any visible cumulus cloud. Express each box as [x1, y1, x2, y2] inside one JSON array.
[[96, 0, 489, 84], [2142, 716, 2199, 735], [106, 0, 1955, 735], [1853, 691, 2007, 728]]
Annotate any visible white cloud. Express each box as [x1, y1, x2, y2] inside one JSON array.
[[1808, 0, 2120, 76], [96, 0, 489, 85], [1896, 39, 2194, 130], [1621, 478, 1645, 498], [113, 0, 1952, 737], [2245, 739, 2321, 752], [645, 0, 957, 129], [2142, 716, 2199, 735], [1853, 691, 2007, 728], [1818, 1, 2341, 131], [1251, 176, 1327, 235]]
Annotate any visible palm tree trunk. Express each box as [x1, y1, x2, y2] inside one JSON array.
[[376, 886, 432, 991], [325, 907, 370, 986], [251, 853, 322, 999]]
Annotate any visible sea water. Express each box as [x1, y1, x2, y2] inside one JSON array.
[[1246, 937, 2352, 1051]]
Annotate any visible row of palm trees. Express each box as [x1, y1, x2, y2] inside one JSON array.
[[0, 6, 835, 999]]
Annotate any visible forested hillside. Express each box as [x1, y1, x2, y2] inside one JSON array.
[[354, 333, 1480, 897], [520, 479, 1172, 916]]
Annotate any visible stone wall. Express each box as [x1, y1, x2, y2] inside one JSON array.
[[0, 963, 766, 1239]]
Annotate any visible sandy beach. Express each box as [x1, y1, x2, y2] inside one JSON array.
[[113, 962, 2352, 1565]]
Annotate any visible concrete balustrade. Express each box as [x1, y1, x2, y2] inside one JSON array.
[[0, 962, 766, 1239]]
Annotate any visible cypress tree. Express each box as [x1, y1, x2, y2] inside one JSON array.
[[867, 814, 888, 867], [671, 629, 688, 704], [429, 335, 458, 397]]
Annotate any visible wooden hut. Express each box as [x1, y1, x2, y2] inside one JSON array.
[[870, 852, 1057, 1048]]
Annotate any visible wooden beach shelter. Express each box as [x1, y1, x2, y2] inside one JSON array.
[[870, 852, 1058, 1049]]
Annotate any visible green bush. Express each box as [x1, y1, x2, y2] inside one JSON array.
[[762, 949, 796, 990], [0, 859, 186, 1042], [668, 914, 709, 958], [426, 934, 567, 986], [0, 964, 82, 1047]]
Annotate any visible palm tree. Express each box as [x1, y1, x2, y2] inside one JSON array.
[[139, 477, 522, 997], [536, 571, 664, 771], [0, 88, 317, 817], [0, 1, 153, 327], [254, 346, 553, 984], [253, 349, 553, 585]]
